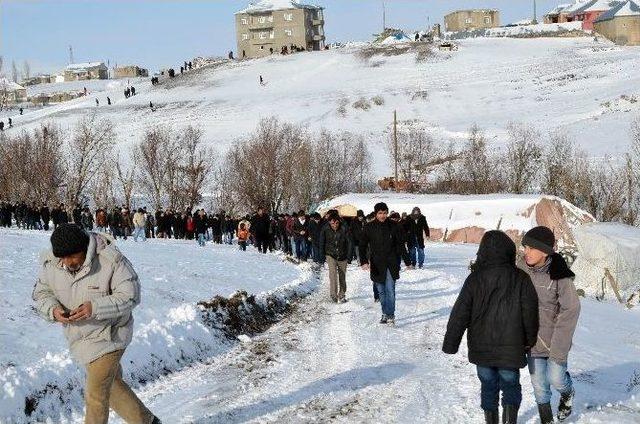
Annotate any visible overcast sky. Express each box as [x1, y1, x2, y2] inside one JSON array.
[[0, 0, 560, 75]]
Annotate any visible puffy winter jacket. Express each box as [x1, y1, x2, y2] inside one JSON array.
[[518, 254, 580, 363], [443, 231, 539, 369], [32, 233, 140, 365], [132, 212, 146, 228], [358, 219, 409, 283]]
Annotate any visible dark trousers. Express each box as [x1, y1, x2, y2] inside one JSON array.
[[476, 366, 521, 411], [256, 236, 269, 254]]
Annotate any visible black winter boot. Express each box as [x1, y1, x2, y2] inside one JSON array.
[[557, 388, 575, 421], [484, 409, 499, 424], [502, 404, 519, 423], [538, 403, 554, 424]]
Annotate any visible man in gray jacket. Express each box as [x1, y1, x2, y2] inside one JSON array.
[[519, 226, 580, 424], [32, 223, 159, 424]]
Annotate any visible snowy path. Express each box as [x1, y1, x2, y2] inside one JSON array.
[[110, 243, 640, 423]]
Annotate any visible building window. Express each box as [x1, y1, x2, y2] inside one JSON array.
[[284, 29, 293, 36], [242, 33, 249, 40], [484, 16, 491, 24], [258, 16, 266, 23], [284, 13, 293, 21], [269, 31, 275, 39], [465, 18, 473, 24], [241, 17, 248, 25], [260, 32, 267, 39], [268, 15, 273, 22]]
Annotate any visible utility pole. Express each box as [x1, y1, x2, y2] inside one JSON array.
[[393, 110, 398, 191], [68, 45, 74, 64], [382, 1, 386, 31], [533, 0, 538, 24]]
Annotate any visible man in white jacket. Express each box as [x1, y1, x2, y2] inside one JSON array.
[[32, 224, 159, 424]]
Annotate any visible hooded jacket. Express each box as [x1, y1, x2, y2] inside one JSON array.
[[32, 233, 140, 365], [443, 231, 539, 369], [518, 253, 580, 363]]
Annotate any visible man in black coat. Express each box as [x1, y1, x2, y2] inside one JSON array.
[[405, 207, 430, 268], [319, 213, 352, 302], [251, 207, 271, 254], [40, 204, 51, 231], [349, 210, 365, 262], [359, 202, 409, 325], [443, 230, 539, 424]]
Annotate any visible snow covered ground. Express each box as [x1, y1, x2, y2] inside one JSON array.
[[0, 229, 316, 423], [2, 230, 639, 422], [94, 244, 640, 423], [3, 36, 639, 177]]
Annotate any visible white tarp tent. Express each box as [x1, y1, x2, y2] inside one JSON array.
[[572, 222, 640, 305]]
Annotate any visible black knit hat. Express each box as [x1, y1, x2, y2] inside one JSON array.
[[374, 202, 389, 213], [50, 224, 90, 258], [522, 226, 555, 255]]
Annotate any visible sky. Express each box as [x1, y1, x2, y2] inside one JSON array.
[[0, 0, 562, 75]]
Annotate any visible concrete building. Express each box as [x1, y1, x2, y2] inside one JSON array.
[[113, 65, 149, 79], [0, 78, 27, 104], [594, 0, 640, 44], [235, 0, 325, 59], [21, 75, 52, 86], [544, 4, 573, 23], [569, 0, 620, 30], [64, 62, 108, 81], [444, 9, 500, 32]]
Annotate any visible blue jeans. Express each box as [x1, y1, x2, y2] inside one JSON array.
[[476, 366, 522, 411], [376, 270, 396, 317], [528, 356, 573, 404], [133, 227, 146, 242], [197, 233, 206, 246], [295, 239, 307, 260], [408, 244, 425, 267]]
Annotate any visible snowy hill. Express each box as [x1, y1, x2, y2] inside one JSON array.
[[3, 37, 640, 176]]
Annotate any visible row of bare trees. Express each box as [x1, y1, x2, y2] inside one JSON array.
[[0, 116, 373, 216], [390, 119, 640, 226], [215, 118, 372, 214]]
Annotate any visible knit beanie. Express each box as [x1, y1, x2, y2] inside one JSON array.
[[374, 202, 389, 213], [522, 226, 555, 255], [50, 223, 90, 258]]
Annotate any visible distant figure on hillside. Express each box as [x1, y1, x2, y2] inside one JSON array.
[[131, 86, 136, 96], [270, 47, 274, 54], [188, 61, 192, 70], [95, 98, 99, 107], [19, 107, 23, 115], [149, 101, 154, 112], [8, 117, 12, 127], [228, 51, 234, 60], [259, 75, 264, 86], [180, 66, 184, 74], [0, 121, 4, 131], [242, 50, 246, 58], [83, 87, 87, 96], [107, 97, 111, 105], [415, 33, 419, 41]]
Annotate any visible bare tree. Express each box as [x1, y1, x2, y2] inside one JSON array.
[[65, 115, 116, 207], [504, 122, 543, 193], [542, 130, 574, 197], [115, 152, 136, 210], [0, 55, 4, 76], [89, 161, 116, 209], [177, 125, 212, 210], [0, 124, 65, 203], [11, 60, 18, 83], [460, 125, 500, 193], [226, 117, 305, 213], [135, 127, 173, 210], [22, 60, 30, 81]]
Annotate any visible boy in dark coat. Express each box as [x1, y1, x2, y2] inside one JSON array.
[[359, 202, 409, 325], [443, 230, 539, 424]]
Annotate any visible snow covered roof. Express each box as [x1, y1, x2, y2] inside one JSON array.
[[561, 0, 593, 14], [594, 0, 640, 21], [0, 77, 25, 91], [66, 62, 106, 70], [236, 0, 321, 14], [546, 3, 572, 15], [569, 0, 619, 15]]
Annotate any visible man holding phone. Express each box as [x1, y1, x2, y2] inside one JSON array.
[[32, 223, 159, 424]]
